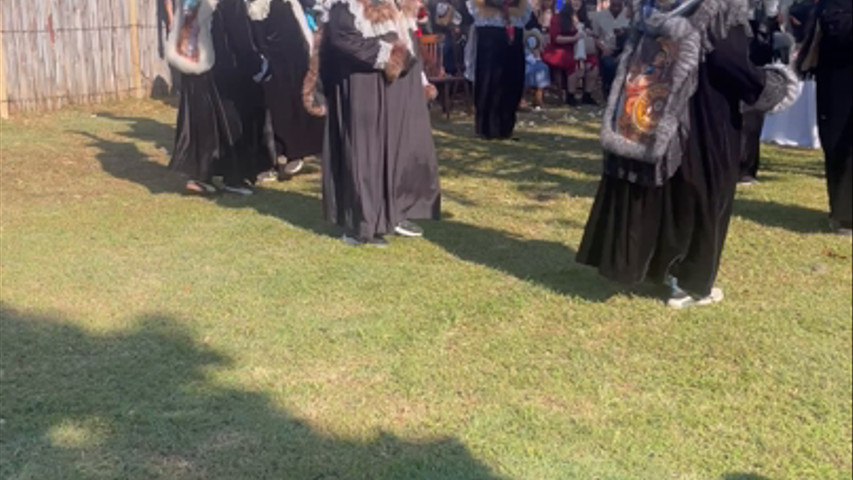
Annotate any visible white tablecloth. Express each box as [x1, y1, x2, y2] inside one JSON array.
[[761, 80, 821, 149]]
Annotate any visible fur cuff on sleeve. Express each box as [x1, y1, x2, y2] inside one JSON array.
[[424, 83, 438, 100], [383, 42, 410, 82], [745, 63, 801, 114]]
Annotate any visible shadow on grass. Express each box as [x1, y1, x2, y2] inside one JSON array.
[[733, 198, 830, 234], [0, 303, 505, 480], [431, 121, 603, 201], [212, 187, 623, 301], [721, 474, 771, 480], [422, 218, 621, 300], [71, 114, 654, 301]]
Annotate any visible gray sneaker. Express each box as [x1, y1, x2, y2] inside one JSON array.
[[394, 220, 424, 237], [667, 286, 724, 309], [282, 159, 305, 176]]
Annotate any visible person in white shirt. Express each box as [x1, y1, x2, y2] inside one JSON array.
[[591, 0, 629, 95]]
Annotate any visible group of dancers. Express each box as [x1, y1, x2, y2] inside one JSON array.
[[162, 0, 849, 308]]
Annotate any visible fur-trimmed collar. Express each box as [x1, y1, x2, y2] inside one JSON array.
[[246, 0, 314, 51], [166, 0, 220, 74], [323, 0, 418, 52], [600, 0, 753, 185]]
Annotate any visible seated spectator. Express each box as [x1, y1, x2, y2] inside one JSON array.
[[592, 0, 630, 97], [524, 29, 550, 110], [542, 0, 597, 106], [433, 1, 471, 75]]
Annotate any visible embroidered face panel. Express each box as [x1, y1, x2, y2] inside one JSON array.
[[176, 3, 204, 63], [615, 35, 679, 144]]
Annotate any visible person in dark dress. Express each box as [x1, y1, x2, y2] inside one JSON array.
[[247, 0, 326, 181], [797, 0, 852, 235], [467, 0, 534, 139], [739, 0, 780, 185], [577, 0, 799, 308], [317, 0, 442, 247], [166, 0, 270, 195]]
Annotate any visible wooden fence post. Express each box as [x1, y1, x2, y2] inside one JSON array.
[[128, 0, 143, 98], [0, 6, 9, 119]]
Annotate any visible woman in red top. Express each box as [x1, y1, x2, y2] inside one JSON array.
[[542, 0, 598, 105]]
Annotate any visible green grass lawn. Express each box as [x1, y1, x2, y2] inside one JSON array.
[[0, 99, 850, 479]]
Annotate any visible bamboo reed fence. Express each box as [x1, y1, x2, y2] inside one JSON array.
[[0, 0, 176, 118]]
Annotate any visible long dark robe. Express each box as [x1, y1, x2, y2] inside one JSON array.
[[321, 4, 441, 239], [739, 110, 763, 179], [576, 26, 766, 297], [170, 0, 269, 183], [815, 0, 853, 226], [739, 17, 776, 180], [250, 0, 324, 162], [474, 26, 525, 139]]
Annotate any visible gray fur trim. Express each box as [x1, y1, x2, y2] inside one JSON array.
[[602, 0, 751, 184], [745, 63, 801, 113], [766, 63, 800, 113]]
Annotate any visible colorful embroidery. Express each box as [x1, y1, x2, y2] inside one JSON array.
[[616, 37, 678, 143]]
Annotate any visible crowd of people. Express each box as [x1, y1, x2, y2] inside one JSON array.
[[160, 0, 850, 308]]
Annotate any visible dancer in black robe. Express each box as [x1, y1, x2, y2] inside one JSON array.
[[318, 0, 441, 246], [797, 0, 852, 234], [247, 0, 326, 180], [739, 0, 779, 185], [577, 0, 798, 308], [467, 0, 534, 139], [166, 0, 270, 195]]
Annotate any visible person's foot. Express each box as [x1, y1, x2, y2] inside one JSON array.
[[222, 182, 253, 196], [342, 234, 390, 248], [667, 284, 724, 309], [738, 175, 759, 186], [394, 220, 424, 237], [282, 159, 305, 177], [582, 92, 598, 106], [256, 169, 277, 183], [565, 94, 579, 107], [829, 218, 853, 236], [186, 180, 217, 194]]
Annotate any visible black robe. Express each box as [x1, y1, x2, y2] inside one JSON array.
[[321, 2, 441, 239], [170, 0, 270, 184], [815, 0, 853, 226], [576, 26, 767, 297], [250, 0, 325, 163], [739, 16, 777, 181], [474, 25, 526, 139]]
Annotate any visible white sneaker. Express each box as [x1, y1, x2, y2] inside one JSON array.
[[393, 220, 424, 237], [667, 287, 724, 309]]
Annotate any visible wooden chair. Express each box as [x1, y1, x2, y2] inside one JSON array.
[[419, 34, 471, 119]]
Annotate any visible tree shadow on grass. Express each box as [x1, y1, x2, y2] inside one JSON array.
[[0, 302, 506, 480], [733, 198, 830, 234]]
